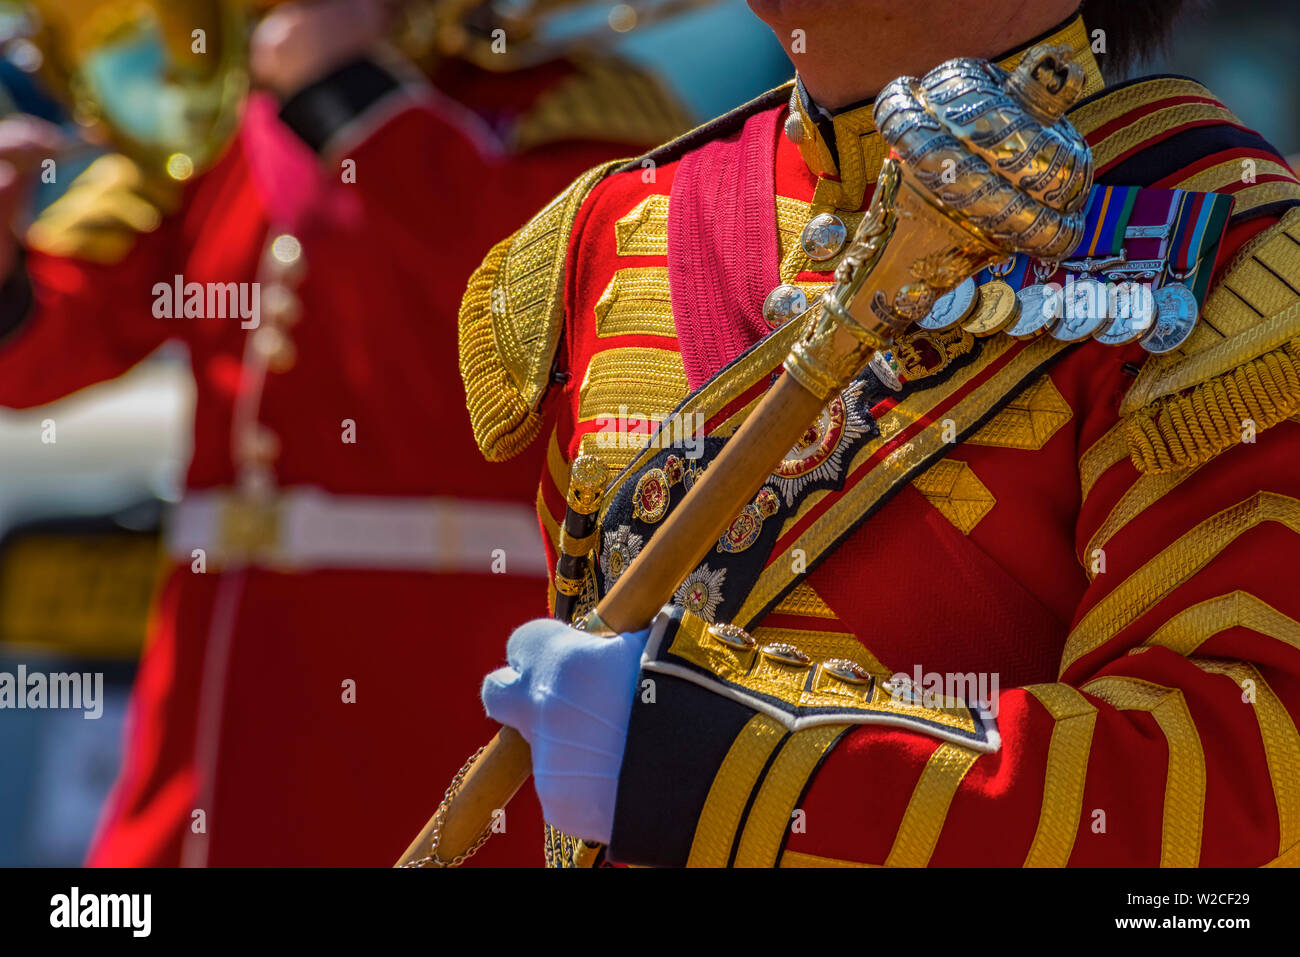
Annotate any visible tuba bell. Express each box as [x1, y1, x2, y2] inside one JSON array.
[[0, 0, 249, 183]]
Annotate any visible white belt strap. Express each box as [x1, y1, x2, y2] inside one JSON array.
[[165, 488, 549, 577]]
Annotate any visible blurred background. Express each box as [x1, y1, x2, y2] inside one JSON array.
[[0, 0, 1295, 865]]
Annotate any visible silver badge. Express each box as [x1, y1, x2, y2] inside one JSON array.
[[915, 276, 978, 331], [1142, 283, 1200, 354]]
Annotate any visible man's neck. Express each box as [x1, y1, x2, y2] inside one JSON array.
[[779, 1, 1082, 110]]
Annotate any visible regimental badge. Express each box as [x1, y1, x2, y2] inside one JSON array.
[[600, 524, 644, 589], [893, 325, 977, 381], [631, 454, 685, 524], [631, 469, 670, 523], [717, 487, 780, 554], [673, 564, 727, 622], [770, 379, 870, 507]]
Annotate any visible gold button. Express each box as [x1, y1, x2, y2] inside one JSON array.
[[800, 213, 847, 261]]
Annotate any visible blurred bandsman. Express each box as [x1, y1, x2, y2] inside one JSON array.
[[465, 2, 1300, 866], [0, 0, 695, 865]]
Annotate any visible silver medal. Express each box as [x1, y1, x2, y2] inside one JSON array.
[[1052, 276, 1111, 342], [915, 276, 978, 331], [1142, 283, 1200, 354], [1006, 283, 1063, 339], [1094, 281, 1156, 346]]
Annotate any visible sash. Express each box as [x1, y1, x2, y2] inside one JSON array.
[[667, 106, 781, 390]]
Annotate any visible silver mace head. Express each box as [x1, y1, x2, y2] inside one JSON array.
[[786, 45, 1095, 400], [874, 43, 1094, 261]]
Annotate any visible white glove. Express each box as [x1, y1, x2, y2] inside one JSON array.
[[482, 618, 648, 845]]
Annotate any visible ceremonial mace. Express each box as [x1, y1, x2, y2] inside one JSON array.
[[398, 44, 1095, 867]]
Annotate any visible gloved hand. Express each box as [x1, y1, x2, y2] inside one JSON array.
[[482, 618, 648, 845]]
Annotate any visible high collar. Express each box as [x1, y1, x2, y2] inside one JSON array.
[[786, 12, 1105, 212]]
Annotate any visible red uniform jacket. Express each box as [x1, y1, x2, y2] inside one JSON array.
[[459, 16, 1300, 866]]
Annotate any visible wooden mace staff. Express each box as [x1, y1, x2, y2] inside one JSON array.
[[397, 44, 1094, 867]]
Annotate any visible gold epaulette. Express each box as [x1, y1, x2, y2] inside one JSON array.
[[25, 153, 181, 265], [511, 54, 694, 153], [1121, 206, 1300, 473], [459, 160, 624, 461]]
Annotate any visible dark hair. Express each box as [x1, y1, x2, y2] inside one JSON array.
[[1080, 0, 1207, 77]]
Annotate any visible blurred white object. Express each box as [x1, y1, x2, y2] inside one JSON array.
[[0, 354, 194, 533]]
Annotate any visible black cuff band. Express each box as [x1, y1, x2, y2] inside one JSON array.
[[0, 248, 34, 344], [278, 58, 403, 154]]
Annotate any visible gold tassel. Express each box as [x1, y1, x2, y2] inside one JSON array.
[[457, 235, 543, 462], [1125, 338, 1300, 473]]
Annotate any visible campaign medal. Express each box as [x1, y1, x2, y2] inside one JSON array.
[[1053, 274, 1111, 341], [1139, 189, 1234, 353], [915, 275, 978, 331], [1094, 281, 1156, 346], [963, 258, 1021, 337], [1006, 261, 1062, 339], [1143, 281, 1200, 354]]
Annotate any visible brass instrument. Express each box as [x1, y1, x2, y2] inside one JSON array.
[[0, 0, 250, 182], [397, 44, 1095, 867]]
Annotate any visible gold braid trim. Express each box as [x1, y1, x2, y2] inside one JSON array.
[[1122, 208, 1300, 474], [458, 235, 540, 461], [1124, 337, 1300, 474], [458, 161, 624, 461]]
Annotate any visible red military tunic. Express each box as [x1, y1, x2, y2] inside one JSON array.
[[0, 54, 690, 865], [459, 16, 1300, 866]]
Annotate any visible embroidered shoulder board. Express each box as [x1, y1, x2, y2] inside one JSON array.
[[459, 160, 621, 460], [1121, 206, 1300, 472]]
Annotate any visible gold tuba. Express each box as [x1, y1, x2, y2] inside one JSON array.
[[0, 0, 249, 183]]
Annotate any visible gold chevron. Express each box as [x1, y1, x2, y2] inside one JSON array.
[[614, 195, 670, 257], [594, 267, 676, 339], [1082, 676, 1205, 867], [968, 374, 1073, 450], [912, 459, 997, 535]]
